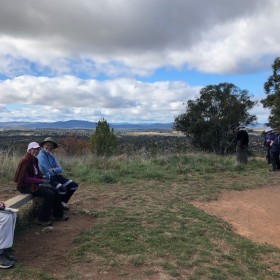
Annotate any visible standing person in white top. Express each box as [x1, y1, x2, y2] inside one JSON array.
[[0, 201, 17, 269]]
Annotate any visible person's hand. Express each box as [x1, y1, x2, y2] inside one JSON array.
[[0, 201, 5, 210], [39, 182, 52, 188]]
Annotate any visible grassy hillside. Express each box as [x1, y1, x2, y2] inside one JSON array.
[[2, 152, 280, 279]]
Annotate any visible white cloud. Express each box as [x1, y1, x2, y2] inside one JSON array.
[[184, 2, 280, 74], [0, 0, 276, 123], [250, 102, 269, 124], [0, 75, 199, 122]]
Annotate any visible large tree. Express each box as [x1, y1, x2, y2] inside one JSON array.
[[261, 57, 280, 128], [174, 83, 256, 154]]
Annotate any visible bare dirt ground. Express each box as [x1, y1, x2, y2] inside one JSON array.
[[4, 183, 280, 279], [192, 185, 280, 249]]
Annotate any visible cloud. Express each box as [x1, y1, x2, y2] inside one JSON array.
[[250, 102, 270, 124], [0, 75, 199, 122], [0, 104, 8, 113], [0, 0, 276, 124], [0, 0, 278, 77]]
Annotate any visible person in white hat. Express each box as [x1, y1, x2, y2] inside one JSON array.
[[14, 142, 68, 226], [268, 129, 280, 171], [263, 127, 274, 165]]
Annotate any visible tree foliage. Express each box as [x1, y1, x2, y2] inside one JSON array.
[[261, 57, 280, 128], [61, 136, 89, 156], [90, 118, 118, 156], [174, 83, 256, 154]]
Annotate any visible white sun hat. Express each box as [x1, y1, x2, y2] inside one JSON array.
[[265, 126, 273, 133]]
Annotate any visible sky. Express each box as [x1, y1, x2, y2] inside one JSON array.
[[0, 0, 278, 124]]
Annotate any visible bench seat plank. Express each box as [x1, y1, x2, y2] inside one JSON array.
[[5, 194, 33, 209]]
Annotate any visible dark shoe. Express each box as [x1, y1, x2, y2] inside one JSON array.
[[0, 254, 14, 269], [62, 202, 70, 210], [52, 215, 69, 221], [3, 249, 16, 262], [269, 169, 277, 171], [57, 185, 67, 195], [36, 220, 53, 227]]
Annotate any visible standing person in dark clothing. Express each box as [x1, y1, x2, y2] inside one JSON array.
[[269, 130, 280, 171], [264, 127, 274, 164], [14, 142, 68, 226], [236, 124, 249, 164]]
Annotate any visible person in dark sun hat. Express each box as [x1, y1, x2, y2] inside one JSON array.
[[37, 137, 79, 210]]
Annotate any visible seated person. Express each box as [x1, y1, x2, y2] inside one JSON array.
[[0, 201, 16, 269], [14, 142, 68, 226], [37, 137, 79, 210]]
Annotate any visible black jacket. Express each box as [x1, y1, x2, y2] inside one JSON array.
[[236, 130, 249, 146]]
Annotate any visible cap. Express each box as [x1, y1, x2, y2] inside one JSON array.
[[27, 142, 41, 152]]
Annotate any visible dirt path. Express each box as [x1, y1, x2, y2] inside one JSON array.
[[14, 211, 97, 279], [192, 185, 280, 249]]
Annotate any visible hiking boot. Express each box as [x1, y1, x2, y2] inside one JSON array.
[[36, 220, 53, 227], [0, 254, 14, 269], [3, 249, 16, 262], [52, 215, 69, 221]]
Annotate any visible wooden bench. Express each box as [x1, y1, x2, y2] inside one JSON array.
[[5, 194, 33, 209]]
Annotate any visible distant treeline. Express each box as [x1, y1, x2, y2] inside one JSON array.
[[0, 129, 265, 156], [0, 129, 189, 155]]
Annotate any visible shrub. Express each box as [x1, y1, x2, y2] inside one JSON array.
[[90, 118, 118, 156]]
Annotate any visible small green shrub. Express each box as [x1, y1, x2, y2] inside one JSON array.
[[89, 118, 118, 156]]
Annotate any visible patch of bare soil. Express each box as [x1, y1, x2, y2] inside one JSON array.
[[14, 210, 96, 278], [192, 185, 280, 248]]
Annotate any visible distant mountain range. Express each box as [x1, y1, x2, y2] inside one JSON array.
[[0, 120, 174, 130], [0, 120, 267, 130]]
